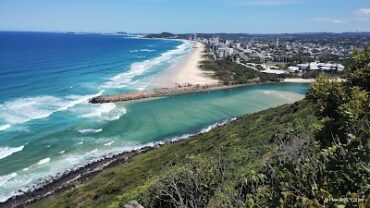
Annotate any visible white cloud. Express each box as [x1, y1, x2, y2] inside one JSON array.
[[356, 8, 370, 17], [313, 18, 348, 24]]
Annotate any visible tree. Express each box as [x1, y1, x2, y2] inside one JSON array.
[[306, 47, 370, 206], [347, 47, 370, 91]]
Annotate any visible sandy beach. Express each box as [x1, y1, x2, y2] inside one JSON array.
[[283, 78, 315, 83], [154, 42, 219, 87], [283, 77, 345, 83]]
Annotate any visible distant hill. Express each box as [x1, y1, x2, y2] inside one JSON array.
[[144, 31, 370, 40], [144, 32, 193, 39]]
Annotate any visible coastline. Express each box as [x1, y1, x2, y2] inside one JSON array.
[[0, 37, 313, 206], [283, 78, 315, 83], [2, 81, 308, 206], [153, 41, 219, 88], [0, 117, 237, 207]]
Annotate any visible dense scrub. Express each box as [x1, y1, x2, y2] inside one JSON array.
[[199, 57, 280, 85], [30, 48, 369, 208]]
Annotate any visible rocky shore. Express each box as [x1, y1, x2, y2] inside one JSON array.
[[0, 145, 160, 208]]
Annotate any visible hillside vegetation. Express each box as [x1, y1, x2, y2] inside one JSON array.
[[30, 48, 369, 208]]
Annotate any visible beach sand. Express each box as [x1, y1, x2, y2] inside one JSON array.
[[283, 78, 344, 83], [153, 42, 219, 88], [283, 78, 315, 83]]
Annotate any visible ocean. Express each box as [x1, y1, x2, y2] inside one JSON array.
[[0, 32, 308, 202]]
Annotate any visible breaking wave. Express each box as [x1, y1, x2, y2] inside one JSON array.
[[0, 124, 11, 131], [0, 173, 17, 187], [130, 49, 156, 53], [79, 103, 127, 121], [0, 117, 238, 203], [37, 158, 51, 165], [104, 140, 115, 146], [78, 128, 103, 134], [0, 91, 104, 126], [0, 145, 24, 160], [102, 40, 192, 89]]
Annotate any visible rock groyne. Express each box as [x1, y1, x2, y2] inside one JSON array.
[[89, 83, 259, 104]]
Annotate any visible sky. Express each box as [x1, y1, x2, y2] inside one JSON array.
[[0, 0, 369, 33]]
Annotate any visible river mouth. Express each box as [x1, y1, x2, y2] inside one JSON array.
[[0, 82, 308, 202], [0, 32, 310, 202]]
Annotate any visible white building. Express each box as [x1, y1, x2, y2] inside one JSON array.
[[225, 40, 232, 46], [310, 62, 320, 70], [288, 66, 300, 73], [225, 48, 234, 56], [296, 62, 345, 72], [297, 63, 309, 70]]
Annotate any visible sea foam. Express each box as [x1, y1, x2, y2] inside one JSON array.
[[130, 49, 156, 53], [0, 145, 24, 160], [140, 49, 156, 52], [0, 117, 238, 203], [78, 128, 103, 134], [0, 91, 103, 126], [0, 173, 17, 186], [0, 124, 11, 131], [104, 140, 115, 146], [80, 103, 127, 121], [37, 158, 51, 165], [102, 40, 192, 89]]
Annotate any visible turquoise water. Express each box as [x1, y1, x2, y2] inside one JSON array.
[[0, 32, 309, 201]]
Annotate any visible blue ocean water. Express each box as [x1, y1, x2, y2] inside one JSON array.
[[0, 32, 308, 202], [0, 32, 190, 128]]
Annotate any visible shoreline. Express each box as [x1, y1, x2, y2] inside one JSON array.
[[1, 80, 309, 206], [0, 38, 317, 206], [90, 77, 318, 104], [282, 78, 316, 83], [0, 117, 237, 208], [153, 41, 219, 88]]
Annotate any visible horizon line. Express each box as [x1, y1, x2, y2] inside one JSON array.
[[1, 30, 370, 35]]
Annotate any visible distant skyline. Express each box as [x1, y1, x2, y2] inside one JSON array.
[[1, 0, 370, 33]]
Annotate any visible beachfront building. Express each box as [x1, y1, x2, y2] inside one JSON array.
[[288, 66, 300, 73], [261, 66, 286, 75], [310, 62, 320, 70], [204, 35, 350, 74], [297, 63, 309, 70]]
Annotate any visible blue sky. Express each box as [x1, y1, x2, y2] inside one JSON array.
[[0, 0, 369, 33]]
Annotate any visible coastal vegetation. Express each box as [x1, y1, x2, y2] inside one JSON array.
[[199, 54, 280, 85], [28, 48, 369, 207]]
